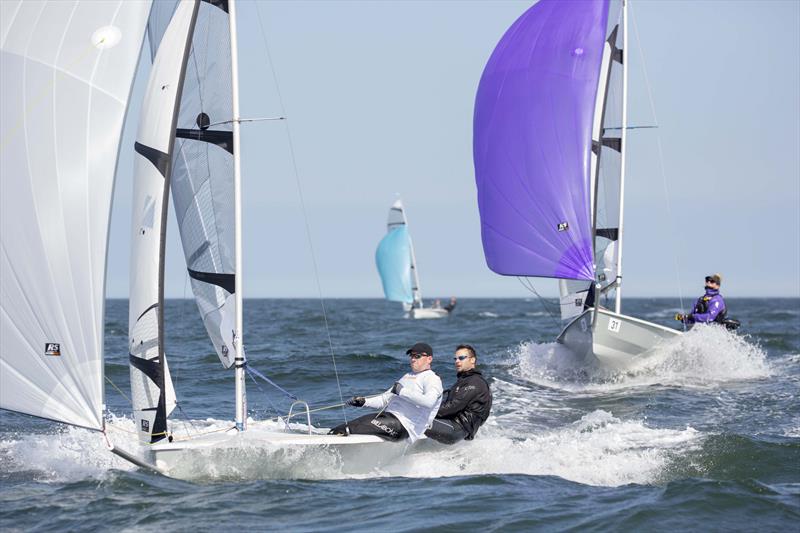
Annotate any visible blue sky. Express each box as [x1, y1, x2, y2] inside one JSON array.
[[106, 0, 800, 300]]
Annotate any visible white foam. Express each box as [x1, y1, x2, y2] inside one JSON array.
[[375, 410, 701, 486], [479, 311, 499, 318], [513, 325, 772, 393], [0, 421, 135, 483], [0, 408, 702, 487]]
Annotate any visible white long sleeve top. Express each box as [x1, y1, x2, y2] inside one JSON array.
[[364, 368, 443, 442]]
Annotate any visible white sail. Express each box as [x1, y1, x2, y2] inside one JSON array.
[[593, 0, 624, 307], [0, 1, 151, 430], [128, 0, 198, 444], [170, 0, 237, 369]]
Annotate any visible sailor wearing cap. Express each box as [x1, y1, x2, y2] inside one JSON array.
[[329, 342, 443, 442], [676, 273, 728, 325]]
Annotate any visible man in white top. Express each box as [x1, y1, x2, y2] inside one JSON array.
[[329, 342, 443, 442]]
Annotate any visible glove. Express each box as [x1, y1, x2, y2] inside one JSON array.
[[346, 396, 365, 407], [674, 313, 684, 321], [390, 382, 403, 395]]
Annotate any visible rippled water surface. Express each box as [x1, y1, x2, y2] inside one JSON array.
[[2, 298, 798, 530]]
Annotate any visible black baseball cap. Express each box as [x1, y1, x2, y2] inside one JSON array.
[[406, 342, 433, 357]]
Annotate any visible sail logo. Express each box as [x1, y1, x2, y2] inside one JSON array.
[[141, 419, 150, 433], [557, 222, 569, 232], [44, 343, 61, 356]]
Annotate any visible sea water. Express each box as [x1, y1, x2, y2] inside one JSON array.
[[1, 298, 798, 530]]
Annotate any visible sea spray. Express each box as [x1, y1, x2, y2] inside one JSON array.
[[512, 325, 771, 393]]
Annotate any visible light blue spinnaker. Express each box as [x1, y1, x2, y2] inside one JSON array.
[[376, 225, 414, 304]]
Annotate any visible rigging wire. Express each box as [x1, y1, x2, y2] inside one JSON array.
[[516, 277, 561, 328], [629, 3, 687, 330], [252, 3, 350, 428], [246, 367, 291, 430], [105, 375, 131, 404]]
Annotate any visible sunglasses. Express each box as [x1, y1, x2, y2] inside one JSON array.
[[453, 355, 470, 361], [409, 353, 428, 359]]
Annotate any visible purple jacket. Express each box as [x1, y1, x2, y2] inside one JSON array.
[[687, 289, 726, 323]]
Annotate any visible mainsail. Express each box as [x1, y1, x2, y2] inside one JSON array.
[[474, 0, 626, 320], [170, 0, 238, 369], [0, 0, 151, 430], [375, 199, 422, 308], [129, 0, 199, 444]]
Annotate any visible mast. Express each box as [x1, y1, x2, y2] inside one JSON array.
[[230, 0, 247, 431], [615, 0, 629, 314], [402, 203, 423, 308]]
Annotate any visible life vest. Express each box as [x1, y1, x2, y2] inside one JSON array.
[[694, 294, 727, 323]]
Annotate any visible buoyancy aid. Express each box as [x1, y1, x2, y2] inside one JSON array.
[[693, 293, 727, 323]]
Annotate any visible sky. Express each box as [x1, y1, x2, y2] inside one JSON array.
[[106, 0, 800, 300]]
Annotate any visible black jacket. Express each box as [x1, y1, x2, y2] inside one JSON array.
[[436, 369, 492, 440]]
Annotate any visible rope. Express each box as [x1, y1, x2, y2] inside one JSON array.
[[174, 403, 199, 435], [247, 365, 298, 400], [253, 2, 349, 428], [517, 277, 561, 328], [104, 419, 235, 444], [629, 4, 687, 331], [246, 367, 291, 430], [105, 376, 131, 404]]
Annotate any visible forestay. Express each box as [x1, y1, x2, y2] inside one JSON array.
[[129, 0, 198, 444], [0, 1, 151, 430]]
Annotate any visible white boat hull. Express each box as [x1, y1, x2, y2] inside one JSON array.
[[557, 308, 681, 369], [146, 428, 405, 479], [409, 308, 449, 319]]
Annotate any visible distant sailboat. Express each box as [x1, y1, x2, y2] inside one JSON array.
[[376, 199, 451, 319], [473, 0, 680, 369]]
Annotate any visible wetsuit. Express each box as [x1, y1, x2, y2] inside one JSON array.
[[444, 300, 456, 313], [330, 369, 442, 442], [685, 288, 726, 324], [425, 369, 492, 444]]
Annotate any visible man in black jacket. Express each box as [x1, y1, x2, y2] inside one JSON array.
[[424, 344, 492, 444]]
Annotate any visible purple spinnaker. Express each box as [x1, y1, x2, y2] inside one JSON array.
[[473, 0, 609, 281]]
